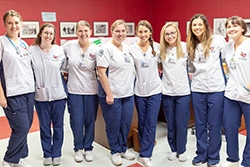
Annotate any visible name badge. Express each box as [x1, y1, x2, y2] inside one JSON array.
[[141, 60, 149, 68], [168, 56, 176, 63], [78, 61, 87, 69], [124, 56, 131, 63], [230, 59, 236, 68], [198, 54, 206, 63]]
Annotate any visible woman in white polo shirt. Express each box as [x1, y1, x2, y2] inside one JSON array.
[[0, 9, 34, 167], [30, 23, 67, 166], [159, 22, 190, 162], [63, 20, 99, 163], [221, 16, 250, 167], [97, 19, 136, 166], [186, 13, 226, 167], [129, 20, 161, 167]]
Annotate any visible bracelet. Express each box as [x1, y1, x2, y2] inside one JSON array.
[[243, 86, 250, 92]]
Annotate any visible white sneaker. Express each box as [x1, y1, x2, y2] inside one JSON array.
[[138, 157, 153, 167], [52, 157, 61, 166], [13, 158, 32, 167], [220, 161, 239, 167], [178, 153, 187, 162], [111, 153, 122, 166], [2, 161, 14, 167], [85, 151, 94, 162], [120, 150, 135, 160], [74, 150, 84, 162], [43, 157, 52, 166], [167, 152, 177, 161]]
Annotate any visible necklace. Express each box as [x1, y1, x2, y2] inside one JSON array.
[[168, 47, 175, 56], [80, 48, 85, 59], [79, 41, 91, 59]]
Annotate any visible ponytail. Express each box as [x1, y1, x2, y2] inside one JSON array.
[[149, 36, 156, 56]]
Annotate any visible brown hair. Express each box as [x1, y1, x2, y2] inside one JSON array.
[[136, 20, 156, 56], [3, 9, 22, 23], [186, 13, 212, 61], [33, 23, 56, 45], [225, 16, 247, 35], [160, 22, 184, 60]]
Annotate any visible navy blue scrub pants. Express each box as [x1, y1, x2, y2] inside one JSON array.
[[35, 99, 66, 158], [162, 94, 190, 155], [3, 92, 34, 164], [192, 91, 224, 165], [135, 93, 162, 158], [67, 93, 98, 152], [99, 95, 134, 155], [223, 97, 250, 167]]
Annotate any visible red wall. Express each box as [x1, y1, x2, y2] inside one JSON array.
[[1, 0, 250, 44], [0, 0, 151, 45], [150, 0, 250, 42]]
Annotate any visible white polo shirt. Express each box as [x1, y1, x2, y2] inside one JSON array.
[[223, 38, 250, 104], [63, 40, 98, 95], [0, 35, 35, 97], [129, 42, 161, 97], [190, 35, 226, 93], [97, 41, 135, 98], [161, 42, 190, 96], [30, 45, 67, 101]]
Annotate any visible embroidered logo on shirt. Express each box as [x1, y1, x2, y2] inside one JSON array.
[[240, 52, 246, 58], [53, 55, 58, 60], [98, 49, 104, 57], [239, 52, 247, 61], [210, 46, 215, 53], [89, 53, 95, 59]]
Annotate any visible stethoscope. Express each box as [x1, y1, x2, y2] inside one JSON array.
[[5, 35, 28, 56]]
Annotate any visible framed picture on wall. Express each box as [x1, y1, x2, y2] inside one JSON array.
[[244, 19, 250, 36], [186, 21, 190, 35], [125, 22, 135, 36], [166, 21, 179, 28], [20, 21, 39, 38], [213, 18, 227, 38], [93, 22, 109, 36], [59, 22, 77, 38]]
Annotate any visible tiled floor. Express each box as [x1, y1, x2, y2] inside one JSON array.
[[0, 108, 246, 167]]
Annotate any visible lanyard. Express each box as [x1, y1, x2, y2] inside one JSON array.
[[5, 35, 27, 55]]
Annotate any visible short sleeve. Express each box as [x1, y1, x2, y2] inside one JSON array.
[[96, 46, 110, 68]]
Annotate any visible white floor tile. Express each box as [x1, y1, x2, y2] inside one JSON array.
[[0, 111, 246, 167]]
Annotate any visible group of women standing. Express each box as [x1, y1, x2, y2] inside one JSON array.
[[0, 9, 250, 167], [0, 10, 99, 167]]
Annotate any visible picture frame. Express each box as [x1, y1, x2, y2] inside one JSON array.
[[166, 21, 179, 28], [125, 22, 135, 36], [213, 18, 227, 38], [244, 19, 250, 36], [20, 21, 39, 38], [59, 22, 77, 38], [93, 22, 109, 36], [186, 21, 190, 35]]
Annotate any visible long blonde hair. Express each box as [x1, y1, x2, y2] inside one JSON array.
[[186, 14, 212, 61], [160, 22, 184, 60]]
